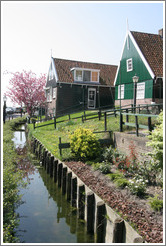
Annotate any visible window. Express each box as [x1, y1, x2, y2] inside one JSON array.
[[53, 88, 57, 99], [91, 71, 98, 82], [72, 68, 100, 83], [118, 84, 124, 99], [126, 58, 133, 72], [136, 82, 145, 99], [83, 70, 91, 81], [75, 70, 83, 81], [47, 90, 50, 102]]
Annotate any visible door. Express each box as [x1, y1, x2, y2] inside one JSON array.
[[88, 88, 96, 109]]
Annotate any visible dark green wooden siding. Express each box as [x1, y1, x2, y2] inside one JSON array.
[[115, 34, 154, 100]]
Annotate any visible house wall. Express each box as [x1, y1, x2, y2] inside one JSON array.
[[115, 34, 154, 104], [52, 83, 115, 116]]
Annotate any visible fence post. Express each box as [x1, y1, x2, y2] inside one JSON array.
[[104, 112, 107, 131], [67, 171, 72, 201], [33, 121, 35, 129], [62, 166, 67, 195], [54, 117, 56, 129], [71, 177, 77, 207], [78, 184, 85, 220], [120, 113, 123, 132], [135, 116, 139, 136], [98, 111, 101, 120], [59, 137, 62, 156], [82, 115, 84, 123], [148, 117, 152, 132]]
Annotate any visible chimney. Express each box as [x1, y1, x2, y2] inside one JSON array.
[[158, 28, 163, 38]]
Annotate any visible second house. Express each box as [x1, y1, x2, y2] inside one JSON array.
[[45, 58, 117, 116]]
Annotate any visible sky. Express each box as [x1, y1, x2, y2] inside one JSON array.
[[1, 1, 164, 106]]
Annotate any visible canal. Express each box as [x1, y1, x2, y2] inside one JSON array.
[[13, 126, 95, 243]]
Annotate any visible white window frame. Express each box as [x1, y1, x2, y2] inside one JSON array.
[[71, 68, 100, 83], [46, 89, 50, 102], [75, 70, 83, 81], [136, 82, 145, 99], [118, 84, 124, 99], [126, 58, 133, 72], [49, 87, 52, 101], [88, 88, 96, 109], [53, 88, 57, 99]]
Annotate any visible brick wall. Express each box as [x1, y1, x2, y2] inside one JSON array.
[[113, 132, 152, 163]]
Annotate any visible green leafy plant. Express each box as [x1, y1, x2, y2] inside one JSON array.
[[146, 111, 163, 170], [93, 161, 111, 174], [107, 171, 124, 181], [69, 128, 101, 160], [148, 195, 163, 212], [114, 178, 129, 188], [102, 145, 115, 163]]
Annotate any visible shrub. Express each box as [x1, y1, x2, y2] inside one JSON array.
[[93, 161, 111, 174], [148, 195, 163, 212], [102, 145, 114, 163], [107, 171, 124, 181], [114, 178, 129, 188], [70, 128, 101, 160], [146, 111, 163, 170]]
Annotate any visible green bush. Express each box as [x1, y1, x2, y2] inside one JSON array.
[[107, 171, 124, 181], [148, 195, 163, 212], [102, 146, 115, 163], [146, 111, 163, 169], [70, 128, 101, 160], [93, 161, 111, 174], [114, 178, 129, 188]]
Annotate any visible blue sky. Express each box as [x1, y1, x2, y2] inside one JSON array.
[[1, 1, 164, 106]]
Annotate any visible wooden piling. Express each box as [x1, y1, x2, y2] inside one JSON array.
[[57, 163, 63, 187], [67, 171, 72, 201], [49, 155, 54, 178], [96, 201, 106, 243], [78, 184, 85, 220], [53, 159, 58, 183], [86, 191, 95, 233], [71, 177, 77, 207], [112, 218, 125, 243], [62, 166, 67, 195]]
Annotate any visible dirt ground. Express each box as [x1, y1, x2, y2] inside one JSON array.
[[64, 160, 163, 243]]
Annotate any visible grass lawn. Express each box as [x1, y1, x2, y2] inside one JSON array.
[[28, 110, 158, 160]]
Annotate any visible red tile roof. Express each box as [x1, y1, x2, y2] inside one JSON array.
[[53, 58, 117, 86], [131, 31, 163, 77]]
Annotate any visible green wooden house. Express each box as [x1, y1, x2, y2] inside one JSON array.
[[114, 29, 163, 108]]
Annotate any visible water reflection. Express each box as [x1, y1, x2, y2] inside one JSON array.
[[13, 126, 95, 243]]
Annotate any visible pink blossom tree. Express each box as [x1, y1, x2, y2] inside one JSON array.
[[6, 70, 46, 116]]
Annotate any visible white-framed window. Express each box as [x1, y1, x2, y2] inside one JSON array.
[[49, 87, 52, 101], [47, 89, 50, 102], [75, 70, 83, 81], [72, 68, 100, 83], [126, 58, 133, 72], [53, 88, 57, 99], [136, 82, 145, 99], [118, 84, 124, 99]]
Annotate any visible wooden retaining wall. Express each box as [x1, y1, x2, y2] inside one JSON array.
[[31, 137, 145, 244]]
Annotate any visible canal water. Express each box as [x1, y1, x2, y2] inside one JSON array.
[[13, 125, 95, 243]]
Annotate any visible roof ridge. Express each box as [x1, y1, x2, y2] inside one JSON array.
[[53, 57, 117, 67], [131, 30, 161, 36]]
